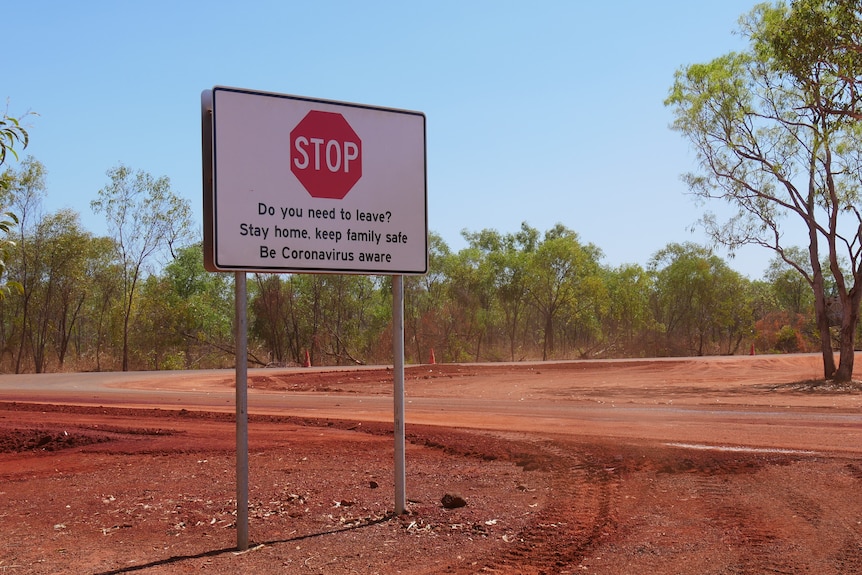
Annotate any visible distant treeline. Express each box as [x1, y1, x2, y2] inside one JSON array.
[[0, 158, 830, 373]]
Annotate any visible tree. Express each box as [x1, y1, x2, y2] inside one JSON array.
[[133, 245, 233, 369], [603, 263, 654, 355], [765, 248, 815, 315], [80, 237, 122, 371], [161, 243, 233, 366], [403, 233, 452, 362], [445, 242, 495, 361], [3, 157, 47, 372], [22, 210, 91, 372], [525, 224, 604, 360], [0, 209, 19, 301], [91, 164, 192, 371], [249, 275, 290, 364], [317, 274, 383, 365], [665, 1, 862, 381], [463, 225, 533, 361], [649, 243, 754, 356]]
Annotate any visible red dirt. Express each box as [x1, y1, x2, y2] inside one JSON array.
[[1, 355, 861, 574]]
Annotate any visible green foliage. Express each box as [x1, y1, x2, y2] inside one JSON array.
[[525, 225, 605, 360], [164, 244, 233, 351], [649, 243, 754, 356], [603, 263, 654, 355], [0, 210, 21, 298], [665, 0, 862, 381], [752, 0, 862, 120], [0, 110, 35, 301], [248, 271, 387, 367], [0, 112, 30, 167], [0, 195, 817, 371], [775, 324, 802, 353], [134, 244, 234, 369], [0, 156, 824, 370], [765, 251, 815, 314], [91, 164, 193, 371]]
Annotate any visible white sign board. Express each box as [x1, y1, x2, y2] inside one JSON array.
[[202, 86, 427, 274]]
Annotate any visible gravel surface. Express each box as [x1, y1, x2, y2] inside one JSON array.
[[1, 356, 861, 574]]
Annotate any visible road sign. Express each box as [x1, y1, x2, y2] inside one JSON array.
[[290, 110, 362, 200], [201, 86, 424, 550], [202, 86, 427, 274]]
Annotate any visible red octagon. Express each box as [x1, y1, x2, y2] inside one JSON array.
[[290, 110, 362, 200]]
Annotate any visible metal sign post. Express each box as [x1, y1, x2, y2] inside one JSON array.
[[393, 275, 406, 514], [235, 271, 249, 551]]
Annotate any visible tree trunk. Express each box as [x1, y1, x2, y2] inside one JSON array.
[[122, 312, 130, 372], [508, 309, 519, 362], [813, 294, 836, 379], [833, 286, 861, 382], [15, 293, 31, 374], [810, 243, 837, 379], [122, 285, 133, 372], [542, 311, 554, 361], [835, 321, 855, 382]]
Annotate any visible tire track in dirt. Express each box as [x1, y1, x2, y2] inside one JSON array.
[[443, 439, 622, 574], [680, 453, 857, 574], [820, 465, 862, 574], [708, 499, 799, 575], [833, 537, 862, 574], [669, 455, 802, 575]]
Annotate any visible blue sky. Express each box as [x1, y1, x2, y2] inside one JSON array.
[[5, 0, 771, 277]]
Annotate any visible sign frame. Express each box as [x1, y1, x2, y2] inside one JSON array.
[[202, 86, 428, 275]]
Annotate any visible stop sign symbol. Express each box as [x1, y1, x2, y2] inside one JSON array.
[[290, 110, 362, 199]]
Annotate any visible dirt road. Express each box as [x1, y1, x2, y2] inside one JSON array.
[[1, 354, 861, 574]]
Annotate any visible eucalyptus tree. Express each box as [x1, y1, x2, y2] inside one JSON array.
[[80, 236, 121, 371], [444, 242, 496, 361], [603, 263, 654, 356], [403, 232, 452, 362], [525, 224, 604, 360], [649, 243, 753, 356], [128, 275, 184, 369], [249, 274, 291, 365], [296, 273, 327, 365], [0, 204, 20, 305], [164, 244, 233, 342], [2, 157, 47, 371], [765, 248, 815, 315], [50, 227, 93, 370], [91, 164, 193, 371], [138, 244, 233, 368], [463, 225, 533, 361], [666, 0, 862, 380], [492, 230, 534, 361], [316, 274, 384, 365], [23, 210, 92, 372], [249, 272, 383, 367]]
